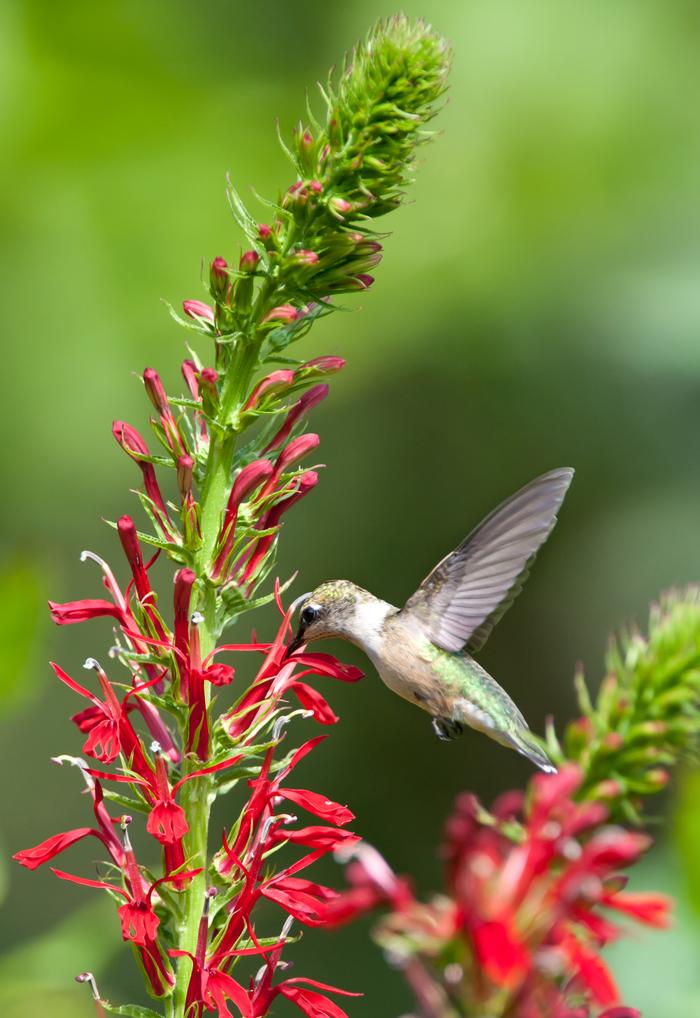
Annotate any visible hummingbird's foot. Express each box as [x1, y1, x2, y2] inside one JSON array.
[[432, 716, 464, 742]]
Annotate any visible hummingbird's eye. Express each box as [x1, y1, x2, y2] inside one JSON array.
[[301, 605, 320, 626]]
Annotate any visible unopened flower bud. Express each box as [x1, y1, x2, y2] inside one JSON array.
[[262, 304, 300, 325], [143, 368, 169, 414], [264, 383, 329, 452], [183, 299, 215, 326], [329, 196, 352, 218], [199, 368, 219, 408], [297, 355, 346, 377], [647, 768, 670, 789], [177, 455, 194, 499], [258, 223, 277, 252], [355, 273, 375, 289], [244, 369, 295, 412], [239, 250, 260, 273], [275, 433, 321, 474], [181, 359, 200, 401], [209, 257, 229, 301], [291, 249, 319, 266]]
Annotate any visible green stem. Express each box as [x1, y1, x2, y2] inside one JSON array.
[[171, 336, 263, 1016]]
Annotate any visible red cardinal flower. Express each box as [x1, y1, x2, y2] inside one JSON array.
[[145, 756, 189, 845]]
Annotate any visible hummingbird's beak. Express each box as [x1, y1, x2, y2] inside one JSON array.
[[284, 591, 311, 661], [284, 628, 305, 660]]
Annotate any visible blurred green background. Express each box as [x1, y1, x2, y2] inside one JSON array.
[[3, 0, 700, 1014]]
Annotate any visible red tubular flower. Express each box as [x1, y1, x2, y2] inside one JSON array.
[[173, 568, 195, 699], [53, 661, 122, 764], [185, 621, 210, 760], [263, 384, 329, 452], [112, 421, 172, 537], [146, 756, 189, 845]]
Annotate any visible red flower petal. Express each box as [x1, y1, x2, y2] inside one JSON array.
[[472, 919, 531, 989], [13, 828, 96, 870], [279, 787, 354, 826]]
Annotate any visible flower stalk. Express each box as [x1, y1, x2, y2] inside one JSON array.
[[14, 15, 450, 1017]]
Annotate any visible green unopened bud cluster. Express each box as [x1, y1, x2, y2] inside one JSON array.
[[195, 15, 450, 374], [548, 587, 700, 822]]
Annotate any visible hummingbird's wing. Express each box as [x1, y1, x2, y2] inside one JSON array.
[[402, 468, 574, 654]]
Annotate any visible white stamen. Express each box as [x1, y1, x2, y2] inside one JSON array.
[[80, 550, 127, 612], [191, 611, 205, 625]]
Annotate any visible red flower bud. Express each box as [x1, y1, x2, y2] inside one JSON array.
[[199, 368, 219, 406], [112, 422, 172, 534], [355, 273, 374, 289], [297, 355, 345, 376], [212, 459, 274, 579], [275, 433, 320, 474], [182, 300, 215, 325], [209, 257, 229, 301], [263, 384, 329, 452], [143, 368, 169, 414], [177, 455, 193, 499], [117, 516, 151, 604], [181, 359, 199, 401], [239, 250, 260, 272], [244, 369, 295, 412], [241, 471, 318, 583]]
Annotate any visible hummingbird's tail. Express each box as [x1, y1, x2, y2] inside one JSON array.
[[505, 726, 557, 774]]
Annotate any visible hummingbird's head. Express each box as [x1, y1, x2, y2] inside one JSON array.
[[286, 580, 369, 656]]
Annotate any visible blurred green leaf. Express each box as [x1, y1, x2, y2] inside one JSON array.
[[101, 1004, 163, 1018], [0, 559, 45, 716], [0, 898, 120, 1006], [674, 768, 700, 916]]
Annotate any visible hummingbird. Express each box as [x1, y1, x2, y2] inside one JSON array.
[[287, 468, 574, 772]]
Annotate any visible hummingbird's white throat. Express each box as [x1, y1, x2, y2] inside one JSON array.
[[347, 597, 394, 657]]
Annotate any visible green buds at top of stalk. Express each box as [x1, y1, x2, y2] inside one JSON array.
[[295, 14, 451, 222], [186, 15, 450, 375], [548, 586, 700, 823]]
